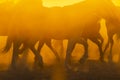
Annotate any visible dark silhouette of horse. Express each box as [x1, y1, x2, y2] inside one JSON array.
[[3, 0, 101, 69], [0, 0, 44, 69], [2, 0, 120, 69], [1, 0, 61, 69], [103, 8, 120, 63], [3, 23, 103, 68], [3, 35, 60, 69]]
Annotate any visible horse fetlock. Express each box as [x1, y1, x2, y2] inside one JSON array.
[[79, 57, 87, 64], [56, 57, 61, 62], [84, 54, 88, 59], [35, 56, 43, 68], [108, 56, 113, 63], [65, 58, 71, 65], [100, 56, 105, 63]]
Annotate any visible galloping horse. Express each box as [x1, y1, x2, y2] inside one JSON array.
[[4, 0, 102, 68], [2, 0, 61, 69], [64, 0, 120, 65], [103, 7, 120, 63], [3, 34, 61, 67], [3, 0, 120, 69]]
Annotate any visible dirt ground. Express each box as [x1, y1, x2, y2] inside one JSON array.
[[0, 60, 120, 80]]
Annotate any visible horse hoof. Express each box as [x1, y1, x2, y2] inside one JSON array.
[[38, 63, 43, 68], [34, 61, 44, 69], [65, 64, 73, 71], [79, 58, 86, 64], [100, 59, 107, 64], [64, 61, 72, 70], [108, 60, 114, 64], [100, 57, 106, 63]]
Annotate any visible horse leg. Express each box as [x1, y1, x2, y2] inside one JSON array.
[[104, 33, 113, 63], [108, 38, 114, 63], [10, 41, 21, 70], [103, 34, 113, 53], [90, 37, 104, 62], [33, 41, 44, 68], [78, 39, 88, 64], [30, 45, 43, 68], [45, 39, 60, 61], [65, 39, 76, 67], [18, 43, 30, 69], [98, 33, 104, 46], [16, 43, 26, 54], [103, 40, 110, 53]]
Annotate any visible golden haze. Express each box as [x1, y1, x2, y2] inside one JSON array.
[[0, 0, 120, 69]]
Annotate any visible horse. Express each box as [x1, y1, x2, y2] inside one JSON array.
[[1, 0, 61, 69], [3, 27, 103, 66], [3, 0, 100, 68], [3, 34, 61, 68], [103, 7, 120, 63], [64, 0, 120, 66], [3, 0, 120, 69]]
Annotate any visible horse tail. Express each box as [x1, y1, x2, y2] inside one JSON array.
[[2, 37, 12, 53]]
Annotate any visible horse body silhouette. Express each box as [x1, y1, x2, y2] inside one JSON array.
[[7, 0, 101, 68], [2, 0, 120, 69], [103, 7, 120, 63], [2, 0, 61, 69]]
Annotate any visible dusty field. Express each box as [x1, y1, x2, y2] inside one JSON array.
[[0, 60, 120, 80]]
